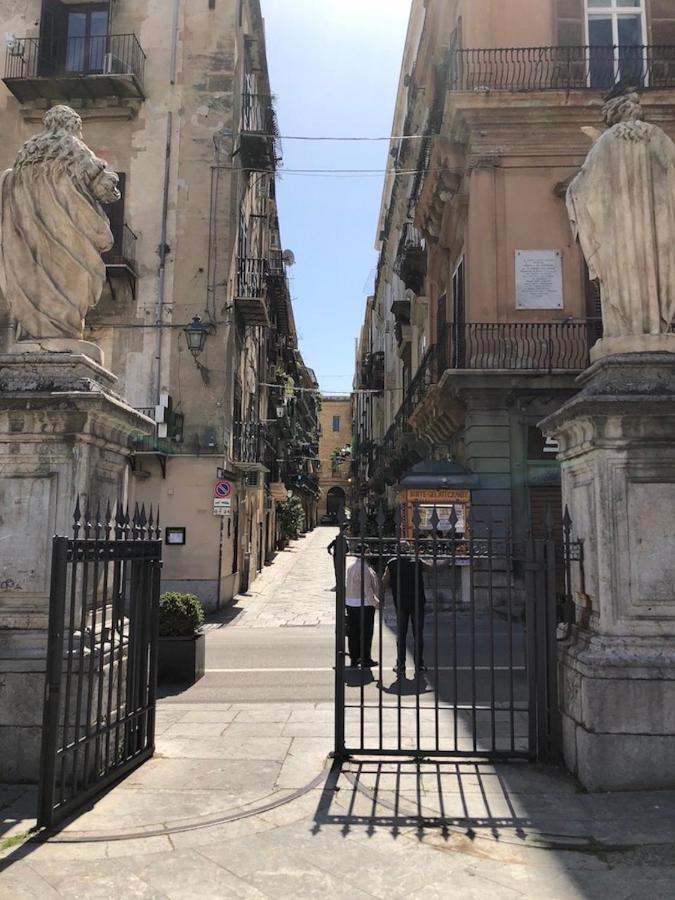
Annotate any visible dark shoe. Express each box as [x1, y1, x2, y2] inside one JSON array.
[[362, 659, 378, 668], [349, 658, 360, 668]]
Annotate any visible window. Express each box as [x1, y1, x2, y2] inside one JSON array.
[[332, 415, 341, 433], [586, 0, 646, 88], [39, 1, 110, 77]]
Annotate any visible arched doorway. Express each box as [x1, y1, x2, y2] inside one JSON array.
[[326, 486, 346, 517]]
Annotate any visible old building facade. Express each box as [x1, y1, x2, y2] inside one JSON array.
[[355, 0, 675, 540], [0, 0, 318, 608], [318, 395, 352, 521]]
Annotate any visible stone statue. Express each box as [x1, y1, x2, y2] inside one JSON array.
[[567, 89, 675, 358], [0, 105, 120, 358]]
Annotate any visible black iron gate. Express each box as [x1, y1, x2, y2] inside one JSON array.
[[38, 501, 162, 828], [334, 505, 579, 763]]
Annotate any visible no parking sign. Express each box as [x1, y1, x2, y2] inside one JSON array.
[[214, 480, 232, 499]]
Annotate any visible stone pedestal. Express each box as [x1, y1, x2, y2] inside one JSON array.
[[0, 352, 153, 782], [541, 353, 675, 791]]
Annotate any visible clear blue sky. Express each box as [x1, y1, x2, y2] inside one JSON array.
[[261, 0, 412, 394]]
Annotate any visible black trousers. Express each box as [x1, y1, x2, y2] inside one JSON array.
[[346, 606, 375, 664], [394, 601, 425, 670]]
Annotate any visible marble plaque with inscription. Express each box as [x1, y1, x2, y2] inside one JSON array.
[[516, 250, 563, 310]]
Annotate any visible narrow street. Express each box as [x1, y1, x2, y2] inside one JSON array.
[[4, 529, 675, 898]]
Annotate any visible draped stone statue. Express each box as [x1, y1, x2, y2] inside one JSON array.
[[567, 89, 675, 359], [0, 106, 119, 361]]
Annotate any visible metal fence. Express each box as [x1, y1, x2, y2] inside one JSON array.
[[38, 501, 162, 828], [241, 91, 276, 135], [4, 34, 146, 86], [235, 257, 268, 299], [448, 45, 675, 92], [334, 505, 580, 763]]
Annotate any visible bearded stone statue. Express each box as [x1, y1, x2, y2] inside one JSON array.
[[0, 105, 120, 361], [567, 89, 675, 360]]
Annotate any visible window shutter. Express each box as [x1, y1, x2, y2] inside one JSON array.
[[650, 2, 675, 45], [555, 0, 585, 46]]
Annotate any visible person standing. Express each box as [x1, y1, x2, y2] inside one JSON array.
[[382, 543, 427, 677], [345, 554, 380, 668]]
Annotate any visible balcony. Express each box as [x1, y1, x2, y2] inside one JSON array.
[[239, 91, 277, 170], [363, 350, 385, 392], [440, 321, 601, 372], [102, 224, 138, 298], [235, 257, 270, 327], [394, 223, 426, 294], [3, 34, 146, 104], [448, 45, 675, 93], [233, 421, 267, 466]]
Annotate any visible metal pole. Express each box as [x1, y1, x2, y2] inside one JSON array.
[[333, 531, 347, 761]]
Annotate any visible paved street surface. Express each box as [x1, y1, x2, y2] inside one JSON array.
[[3, 526, 675, 898]]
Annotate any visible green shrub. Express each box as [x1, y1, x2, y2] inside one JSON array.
[[277, 495, 305, 539], [159, 592, 205, 637]]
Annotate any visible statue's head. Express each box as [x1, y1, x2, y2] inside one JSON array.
[[43, 105, 83, 138], [603, 86, 643, 127]]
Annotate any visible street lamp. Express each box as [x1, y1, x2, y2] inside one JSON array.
[[183, 315, 215, 358]]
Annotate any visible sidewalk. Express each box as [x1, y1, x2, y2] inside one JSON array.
[[2, 528, 675, 898]]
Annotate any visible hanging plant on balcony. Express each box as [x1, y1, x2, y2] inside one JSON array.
[[274, 367, 296, 403]]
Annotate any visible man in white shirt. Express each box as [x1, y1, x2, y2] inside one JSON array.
[[344, 555, 381, 668]]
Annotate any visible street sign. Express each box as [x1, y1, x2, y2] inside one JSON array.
[[214, 480, 232, 499], [213, 498, 232, 517]]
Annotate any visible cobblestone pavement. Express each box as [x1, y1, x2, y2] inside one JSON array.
[[2, 528, 675, 898]]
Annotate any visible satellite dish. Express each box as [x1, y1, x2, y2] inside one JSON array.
[[282, 249, 296, 267]]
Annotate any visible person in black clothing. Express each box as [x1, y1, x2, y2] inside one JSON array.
[[382, 543, 428, 676]]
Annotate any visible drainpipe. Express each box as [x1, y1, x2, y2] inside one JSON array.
[[154, 0, 180, 403]]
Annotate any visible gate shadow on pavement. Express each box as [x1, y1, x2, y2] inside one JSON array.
[[312, 758, 536, 845]]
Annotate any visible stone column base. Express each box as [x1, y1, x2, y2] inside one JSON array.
[[560, 629, 675, 791], [590, 333, 675, 362]]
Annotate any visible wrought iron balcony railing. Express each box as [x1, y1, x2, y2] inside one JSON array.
[[235, 257, 268, 300], [233, 421, 268, 465], [374, 320, 601, 467], [103, 224, 138, 273], [239, 91, 277, 169], [448, 45, 675, 93], [3, 34, 146, 101], [394, 223, 426, 294]]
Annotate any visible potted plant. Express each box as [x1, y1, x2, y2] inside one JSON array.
[[157, 592, 206, 685]]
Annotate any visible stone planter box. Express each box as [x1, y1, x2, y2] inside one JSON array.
[[157, 633, 205, 685]]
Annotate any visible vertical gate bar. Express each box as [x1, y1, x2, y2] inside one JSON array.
[[37, 536, 69, 828], [413, 527, 421, 753], [94, 546, 111, 779], [105, 554, 122, 773], [506, 524, 515, 754], [135, 558, 149, 751], [83, 535, 102, 785], [451, 526, 458, 753], [59, 539, 80, 805], [396, 529, 402, 751], [525, 533, 537, 759], [359, 539, 365, 751], [470, 528, 477, 753], [377, 531, 383, 751], [146, 555, 162, 754], [488, 524, 496, 753], [333, 529, 346, 760], [432, 523, 439, 753], [545, 538, 562, 763], [127, 560, 143, 757], [70, 541, 90, 798], [114, 554, 128, 766], [535, 540, 549, 762]]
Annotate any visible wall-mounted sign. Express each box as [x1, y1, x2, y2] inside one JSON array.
[[166, 527, 186, 546], [214, 480, 233, 499], [515, 250, 563, 309], [213, 498, 232, 517]]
